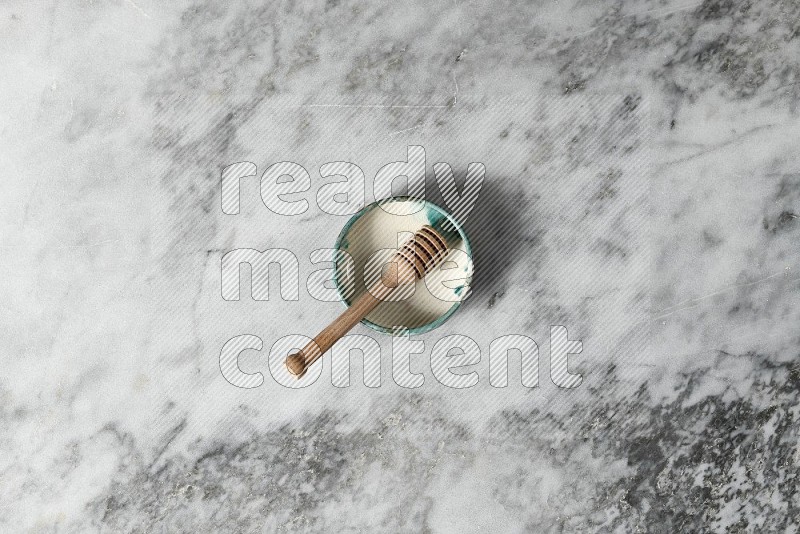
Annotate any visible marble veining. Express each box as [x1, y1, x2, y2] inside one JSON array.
[[1, 0, 798, 532]]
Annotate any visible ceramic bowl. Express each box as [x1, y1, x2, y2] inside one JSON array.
[[333, 197, 473, 334]]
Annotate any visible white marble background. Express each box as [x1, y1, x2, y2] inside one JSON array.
[[1, 0, 799, 532]]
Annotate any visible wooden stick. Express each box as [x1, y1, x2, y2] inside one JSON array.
[[285, 225, 449, 378]]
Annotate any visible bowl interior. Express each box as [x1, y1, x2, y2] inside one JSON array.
[[334, 198, 473, 334]]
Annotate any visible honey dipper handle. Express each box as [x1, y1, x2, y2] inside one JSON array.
[[285, 225, 448, 378], [285, 261, 411, 378], [285, 286, 381, 378]]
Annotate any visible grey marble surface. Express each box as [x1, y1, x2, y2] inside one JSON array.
[[1, 0, 799, 532]]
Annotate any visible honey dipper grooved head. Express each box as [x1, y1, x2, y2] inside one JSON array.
[[286, 352, 306, 376]]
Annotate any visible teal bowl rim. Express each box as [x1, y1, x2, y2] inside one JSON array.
[[332, 196, 473, 335]]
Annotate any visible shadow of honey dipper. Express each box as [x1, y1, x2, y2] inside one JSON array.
[[285, 224, 452, 378]]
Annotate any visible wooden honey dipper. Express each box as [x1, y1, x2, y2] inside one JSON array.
[[285, 224, 452, 378]]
